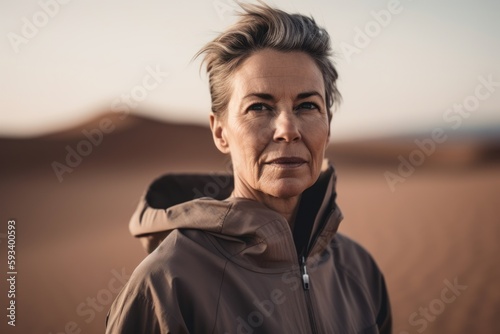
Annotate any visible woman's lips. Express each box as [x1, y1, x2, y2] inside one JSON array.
[[266, 157, 307, 168]]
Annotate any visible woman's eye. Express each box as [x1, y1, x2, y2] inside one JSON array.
[[297, 102, 319, 111], [247, 103, 270, 112]]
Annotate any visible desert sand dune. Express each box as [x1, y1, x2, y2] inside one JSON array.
[[1, 114, 499, 333]]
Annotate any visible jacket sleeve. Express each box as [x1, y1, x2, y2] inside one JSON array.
[[105, 269, 189, 334], [376, 274, 392, 334], [105, 289, 161, 334]]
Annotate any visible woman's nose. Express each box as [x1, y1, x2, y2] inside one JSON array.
[[273, 111, 301, 143]]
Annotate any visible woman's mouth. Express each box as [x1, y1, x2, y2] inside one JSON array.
[[267, 157, 307, 168]]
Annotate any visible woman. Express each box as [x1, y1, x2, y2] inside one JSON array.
[[106, 3, 391, 333]]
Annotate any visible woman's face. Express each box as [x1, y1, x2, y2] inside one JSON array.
[[210, 49, 330, 199]]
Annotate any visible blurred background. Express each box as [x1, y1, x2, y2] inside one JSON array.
[[1, 0, 499, 333]]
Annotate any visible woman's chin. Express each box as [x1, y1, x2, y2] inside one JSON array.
[[263, 178, 311, 199]]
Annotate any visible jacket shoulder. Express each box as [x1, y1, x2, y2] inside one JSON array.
[[332, 233, 382, 277], [106, 229, 225, 333]]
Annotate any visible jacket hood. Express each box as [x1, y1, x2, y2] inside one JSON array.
[[129, 163, 343, 258]]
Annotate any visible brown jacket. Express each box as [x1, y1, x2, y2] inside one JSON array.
[[106, 166, 392, 333]]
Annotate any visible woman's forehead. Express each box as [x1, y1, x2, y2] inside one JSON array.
[[232, 50, 325, 98]]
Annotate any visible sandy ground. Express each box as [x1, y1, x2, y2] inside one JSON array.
[[1, 115, 499, 333]]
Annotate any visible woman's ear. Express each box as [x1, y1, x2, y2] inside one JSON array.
[[209, 114, 230, 154]]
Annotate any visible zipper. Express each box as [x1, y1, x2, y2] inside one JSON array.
[[301, 256, 319, 334], [299, 208, 338, 334], [301, 256, 310, 290]]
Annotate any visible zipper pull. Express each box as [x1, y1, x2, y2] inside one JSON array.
[[301, 256, 310, 290]]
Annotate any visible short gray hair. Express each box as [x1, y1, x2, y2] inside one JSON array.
[[196, 2, 341, 122]]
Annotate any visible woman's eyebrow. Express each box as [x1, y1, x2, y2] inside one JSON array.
[[296, 91, 323, 100], [242, 93, 274, 101], [242, 91, 323, 101]]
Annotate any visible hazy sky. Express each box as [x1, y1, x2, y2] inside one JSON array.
[[1, 0, 499, 140]]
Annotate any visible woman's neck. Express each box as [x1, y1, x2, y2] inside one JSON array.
[[231, 184, 301, 230]]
